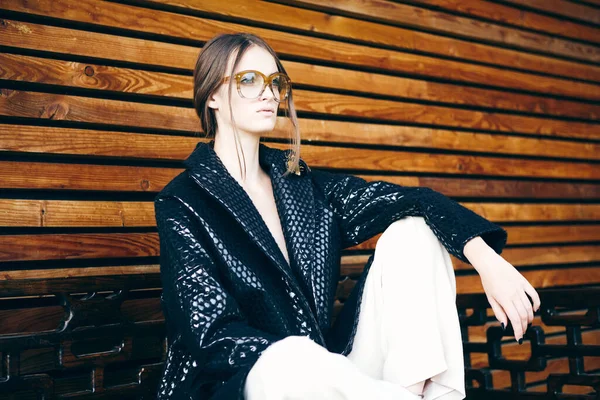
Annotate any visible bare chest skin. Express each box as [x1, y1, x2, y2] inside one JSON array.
[[244, 175, 291, 266]]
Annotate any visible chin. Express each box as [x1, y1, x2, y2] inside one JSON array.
[[246, 122, 277, 135]]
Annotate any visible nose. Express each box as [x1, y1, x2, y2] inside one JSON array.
[[260, 84, 276, 100]]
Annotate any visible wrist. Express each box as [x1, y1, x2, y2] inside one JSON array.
[[464, 236, 496, 273]]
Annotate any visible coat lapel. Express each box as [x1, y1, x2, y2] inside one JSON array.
[[183, 140, 317, 311], [269, 147, 317, 313]]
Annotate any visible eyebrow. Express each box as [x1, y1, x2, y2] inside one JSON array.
[[254, 70, 279, 75], [257, 70, 278, 76], [234, 69, 279, 76]]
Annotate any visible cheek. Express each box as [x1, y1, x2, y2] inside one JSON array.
[[218, 91, 245, 121], [231, 98, 253, 121]]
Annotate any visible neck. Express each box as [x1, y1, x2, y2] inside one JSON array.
[[212, 131, 266, 187]]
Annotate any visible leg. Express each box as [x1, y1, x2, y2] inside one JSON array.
[[245, 335, 419, 400], [347, 216, 466, 400]]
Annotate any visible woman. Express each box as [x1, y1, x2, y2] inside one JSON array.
[[154, 33, 540, 400]]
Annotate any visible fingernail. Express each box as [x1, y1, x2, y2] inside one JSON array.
[[518, 338, 523, 345], [501, 322, 505, 330]]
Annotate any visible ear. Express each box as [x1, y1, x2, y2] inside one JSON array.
[[207, 92, 219, 110]]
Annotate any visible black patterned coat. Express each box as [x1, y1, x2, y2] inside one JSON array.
[[154, 140, 507, 399]]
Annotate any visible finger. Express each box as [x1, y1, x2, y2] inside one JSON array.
[[519, 290, 534, 325], [524, 282, 541, 312], [512, 299, 529, 341], [505, 305, 523, 342], [489, 297, 508, 329]]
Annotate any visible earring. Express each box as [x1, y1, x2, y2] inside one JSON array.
[[285, 152, 309, 176]]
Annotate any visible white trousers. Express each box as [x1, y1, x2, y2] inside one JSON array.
[[244, 216, 465, 400], [346, 216, 465, 400]]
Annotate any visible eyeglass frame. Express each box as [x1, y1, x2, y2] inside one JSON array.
[[221, 69, 292, 102]]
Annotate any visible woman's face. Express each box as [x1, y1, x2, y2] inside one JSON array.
[[208, 45, 281, 137]]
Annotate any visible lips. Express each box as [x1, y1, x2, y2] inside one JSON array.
[[258, 108, 275, 113]]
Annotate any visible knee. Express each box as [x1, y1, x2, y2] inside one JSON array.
[[247, 335, 348, 392], [254, 335, 326, 372], [375, 216, 449, 264], [377, 216, 441, 252], [389, 216, 427, 230], [247, 336, 315, 392]]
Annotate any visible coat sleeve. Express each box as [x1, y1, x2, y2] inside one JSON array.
[[155, 196, 286, 399], [310, 169, 507, 263]]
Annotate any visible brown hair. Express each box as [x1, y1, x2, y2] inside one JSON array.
[[192, 33, 301, 180]]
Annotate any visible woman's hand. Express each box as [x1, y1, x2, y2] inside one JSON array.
[[464, 237, 541, 343]]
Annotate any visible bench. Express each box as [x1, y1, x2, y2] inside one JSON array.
[[0, 272, 598, 399]]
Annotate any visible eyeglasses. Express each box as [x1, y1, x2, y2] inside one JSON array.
[[222, 70, 291, 102]]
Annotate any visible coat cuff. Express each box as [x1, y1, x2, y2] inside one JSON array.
[[459, 225, 508, 264]]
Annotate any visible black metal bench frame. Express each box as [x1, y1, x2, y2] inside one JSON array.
[[0, 277, 598, 399]]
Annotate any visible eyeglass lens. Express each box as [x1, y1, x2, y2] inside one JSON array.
[[239, 71, 289, 101]]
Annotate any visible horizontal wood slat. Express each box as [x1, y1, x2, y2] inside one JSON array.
[[1, 200, 597, 229], [298, 146, 600, 179], [361, 176, 600, 200], [280, 121, 600, 157], [0, 161, 180, 193], [0, 233, 159, 262], [1, 264, 598, 296], [2, 14, 599, 101], [3, 119, 599, 164], [291, 90, 600, 140], [1, 230, 598, 266], [461, 203, 600, 222], [483, 0, 600, 26], [2, 97, 599, 178], [342, 246, 600, 275], [344, 225, 600, 251], [496, 225, 600, 245], [457, 245, 600, 268], [0, 267, 160, 282], [286, 0, 600, 55], [2, 126, 599, 198], [0, 297, 163, 333], [4, 52, 599, 121], [0, 272, 162, 299], [2, 160, 599, 200], [337, 266, 600, 296], [3, 224, 600, 266], [3, 86, 599, 143], [0, 90, 198, 132], [461, 266, 600, 294], [0, 200, 156, 228], [145, 0, 600, 81], [579, 0, 600, 7], [0, 125, 197, 160]]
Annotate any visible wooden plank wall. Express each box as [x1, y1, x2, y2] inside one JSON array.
[[0, 0, 599, 397]]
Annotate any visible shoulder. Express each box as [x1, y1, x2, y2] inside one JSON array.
[[154, 171, 210, 222], [155, 170, 200, 203], [153, 173, 216, 248]]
